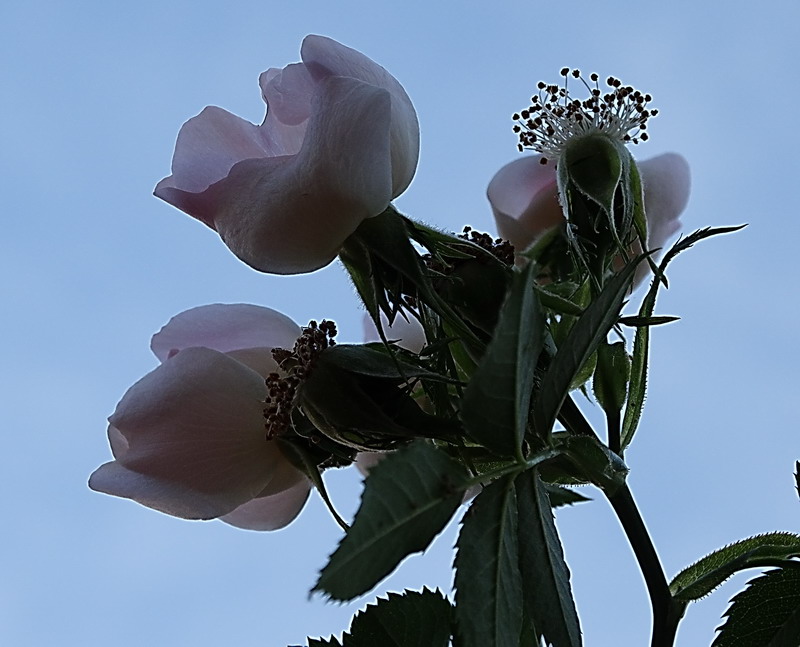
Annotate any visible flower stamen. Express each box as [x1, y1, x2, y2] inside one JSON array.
[[512, 69, 657, 163], [263, 319, 337, 438]]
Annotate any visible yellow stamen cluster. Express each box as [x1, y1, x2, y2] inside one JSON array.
[[512, 69, 657, 163]]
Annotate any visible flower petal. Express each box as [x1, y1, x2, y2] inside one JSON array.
[[150, 303, 301, 362], [486, 155, 563, 252], [639, 153, 690, 251], [208, 75, 393, 274], [91, 347, 297, 519], [154, 106, 288, 224], [301, 35, 419, 197], [219, 478, 311, 531], [259, 63, 315, 128]]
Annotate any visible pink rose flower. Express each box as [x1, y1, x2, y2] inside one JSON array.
[[155, 35, 420, 275], [89, 304, 312, 531], [486, 153, 690, 282]]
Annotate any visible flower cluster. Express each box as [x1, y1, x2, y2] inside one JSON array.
[[92, 37, 691, 536]]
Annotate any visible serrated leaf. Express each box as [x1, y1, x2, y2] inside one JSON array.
[[307, 637, 344, 647], [342, 588, 452, 647], [461, 262, 543, 459], [454, 475, 523, 647], [532, 254, 644, 440], [620, 224, 745, 451], [670, 532, 800, 601], [713, 567, 800, 647], [315, 442, 469, 601], [554, 434, 629, 493], [515, 471, 582, 647]]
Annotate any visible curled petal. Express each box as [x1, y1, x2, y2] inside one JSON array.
[[90, 347, 300, 519], [301, 35, 419, 196], [220, 478, 312, 531], [187, 76, 393, 274], [487, 155, 563, 252], [150, 303, 301, 362]]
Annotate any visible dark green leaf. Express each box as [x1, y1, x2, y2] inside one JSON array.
[[461, 262, 543, 459], [315, 442, 469, 601], [618, 315, 680, 327], [670, 532, 800, 602], [544, 483, 591, 507], [454, 475, 523, 647], [307, 637, 344, 647], [713, 568, 800, 647], [535, 285, 585, 317], [532, 253, 645, 440], [515, 471, 582, 647], [320, 344, 454, 383], [621, 224, 747, 451], [343, 588, 452, 647]]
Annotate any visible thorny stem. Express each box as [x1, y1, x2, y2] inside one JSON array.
[[607, 484, 686, 647]]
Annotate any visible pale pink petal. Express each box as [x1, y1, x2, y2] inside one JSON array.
[[208, 75, 393, 274], [150, 303, 301, 362], [154, 107, 281, 222], [487, 155, 563, 252], [639, 153, 690, 251], [90, 461, 258, 520], [90, 347, 299, 519], [220, 478, 312, 531], [260, 63, 315, 127], [301, 35, 419, 197], [362, 312, 426, 353]]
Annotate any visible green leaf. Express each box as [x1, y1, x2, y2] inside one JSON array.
[[454, 475, 523, 647], [535, 285, 585, 317], [554, 434, 629, 493], [618, 315, 680, 327], [320, 344, 454, 384], [461, 262, 544, 459], [621, 224, 747, 451], [314, 442, 469, 601], [670, 532, 800, 602], [713, 568, 800, 647], [532, 253, 645, 440], [515, 471, 582, 647], [307, 637, 344, 647], [340, 588, 452, 647], [544, 482, 591, 507]]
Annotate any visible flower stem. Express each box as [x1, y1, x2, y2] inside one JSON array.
[[606, 484, 686, 647]]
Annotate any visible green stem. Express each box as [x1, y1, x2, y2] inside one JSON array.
[[607, 484, 686, 647]]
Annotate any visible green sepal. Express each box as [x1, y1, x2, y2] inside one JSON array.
[[669, 532, 800, 602], [321, 343, 456, 384], [461, 262, 543, 460], [532, 252, 646, 440], [562, 133, 623, 217], [314, 442, 469, 601], [593, 341, 631, 415], [621, 224, 747, 451], [454, 474, 523, 647], [712, 567, 800, 647], [515, 470, 582, 647], [553, 434, 629, 493]]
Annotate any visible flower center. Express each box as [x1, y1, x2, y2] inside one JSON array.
[[512, 69, 657, 164], [263, 319, 337, 439]]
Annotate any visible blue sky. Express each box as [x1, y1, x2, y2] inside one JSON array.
[[2, 1, 799, 645]]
